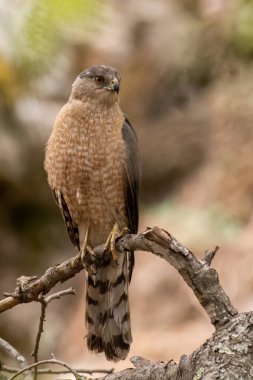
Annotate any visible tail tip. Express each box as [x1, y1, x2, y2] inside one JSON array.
[[87, 333, 130, 362]]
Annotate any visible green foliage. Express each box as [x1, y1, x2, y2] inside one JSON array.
[[233, 0, 253, 57], [148, 200, 242, 248], [15, 0, 99, 76]]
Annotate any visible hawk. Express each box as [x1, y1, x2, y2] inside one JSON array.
[[44, 65, 140, 361]]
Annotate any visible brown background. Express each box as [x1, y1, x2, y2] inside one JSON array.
[[1, 0, 253, 375]]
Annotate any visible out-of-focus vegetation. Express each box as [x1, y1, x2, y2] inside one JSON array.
[[2, 0, 253, 373], [16, 0, 99, 76]]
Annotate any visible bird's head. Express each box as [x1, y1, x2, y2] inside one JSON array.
[[71, 65, 121, 105]]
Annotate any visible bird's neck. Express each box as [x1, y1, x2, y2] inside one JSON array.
[[70, 91, 120, 110]]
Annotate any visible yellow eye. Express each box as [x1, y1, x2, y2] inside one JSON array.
[[95, 76, 104, 84]]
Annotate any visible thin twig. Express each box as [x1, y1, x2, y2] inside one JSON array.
[[8, 359, 81, 380], [31, 288, 76, 380], [0, 258, 85, 313], [1, 364, 114, 375], [0, 338, 32, 380], [203, 246, 220, 266], [31, 297, 46, 380], [44, 287, 76, 304]]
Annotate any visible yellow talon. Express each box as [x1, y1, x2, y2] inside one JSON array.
[[104, 222, 129, 263], [72, 226, 96, 279], [80, 225, 95, 264]]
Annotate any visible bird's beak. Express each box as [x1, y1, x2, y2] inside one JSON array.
[[107, 77, 120, 94]]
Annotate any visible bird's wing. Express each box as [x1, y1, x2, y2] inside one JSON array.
[[122, 115, 141, 281], [52, 190, 80, 250], [122, 115, 140, 233]]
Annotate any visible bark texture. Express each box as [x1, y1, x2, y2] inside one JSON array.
[[1, 226, 252, 379], [97, 313, 253, 380]]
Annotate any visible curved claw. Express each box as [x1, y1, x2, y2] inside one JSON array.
[[104, 222, 129, 263], [72, 226, 97, 280]]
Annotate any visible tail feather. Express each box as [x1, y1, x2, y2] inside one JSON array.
[[85, 251, 132, 361]]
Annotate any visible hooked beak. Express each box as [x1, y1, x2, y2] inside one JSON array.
[[106, 77, 120, 94]]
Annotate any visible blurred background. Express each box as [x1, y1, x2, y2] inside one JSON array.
[[1, 0, 253, 376]]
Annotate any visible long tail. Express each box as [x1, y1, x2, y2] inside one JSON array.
[[85, 252, 132, 361]]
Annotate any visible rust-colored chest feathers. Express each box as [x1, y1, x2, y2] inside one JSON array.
[[44, 98, 126, 243]]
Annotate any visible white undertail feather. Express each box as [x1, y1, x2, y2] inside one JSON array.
[[85, 251, 132, 361]]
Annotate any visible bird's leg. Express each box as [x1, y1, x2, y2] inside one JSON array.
[[80, 225, 95, 265], [78, 226, 98, 280], [104, 222, 129, 263]]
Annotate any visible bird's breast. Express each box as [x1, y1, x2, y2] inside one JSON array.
[[45, 100, 127, 237]]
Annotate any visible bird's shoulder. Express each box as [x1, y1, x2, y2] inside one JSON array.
[[52, 99, 89, 133], [57, 99, 85, 120]]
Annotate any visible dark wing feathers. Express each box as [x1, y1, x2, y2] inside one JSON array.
[[122, 115, 140, 282], [52, 190, 80, 250], [122, 115, 140, 234]]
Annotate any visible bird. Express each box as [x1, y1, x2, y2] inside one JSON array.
[[44, 65, 140, 361]]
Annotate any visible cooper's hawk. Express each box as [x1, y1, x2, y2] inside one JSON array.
[[44, 65, 140, 361]]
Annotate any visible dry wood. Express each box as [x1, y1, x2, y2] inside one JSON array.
[[2, 226, 252, 380]]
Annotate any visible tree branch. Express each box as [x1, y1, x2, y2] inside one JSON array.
[[1, 364, 113, 375], [118, 227, 237, 326], [7, 359, 81, 380], [0, 226, 237, 327], [2, 226, 251, 380], [96, 312, 253, 380], [31, 288, 76, 380], [0, 338, 32, 380]]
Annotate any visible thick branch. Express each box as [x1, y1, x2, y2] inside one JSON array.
[[118, 227, 237, 326], [0, 226, 237, 327], [96, 312, 253, 380]]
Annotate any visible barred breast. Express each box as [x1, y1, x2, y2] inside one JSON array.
[[44, 98, 127, 246]]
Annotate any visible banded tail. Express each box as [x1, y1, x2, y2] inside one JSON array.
[[85, 252, 132, 361]]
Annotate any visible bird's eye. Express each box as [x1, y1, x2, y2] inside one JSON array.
[[95, 76, 104, 84]]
